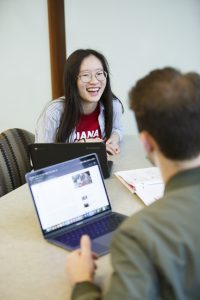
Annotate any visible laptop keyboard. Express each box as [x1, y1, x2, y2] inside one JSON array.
[[55, 213, 126, 247]]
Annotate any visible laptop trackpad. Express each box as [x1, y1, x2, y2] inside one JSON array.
[[91, 233, 113, 256]]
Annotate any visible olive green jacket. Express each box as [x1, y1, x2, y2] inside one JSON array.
[[72, 167, 200, 300]]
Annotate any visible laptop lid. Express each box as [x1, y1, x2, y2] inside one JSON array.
[[29, 143, 113, 179]]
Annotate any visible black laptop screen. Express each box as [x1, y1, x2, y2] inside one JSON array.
[[26, 154, 111, 234]]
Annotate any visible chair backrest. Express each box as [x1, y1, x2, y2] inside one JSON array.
[[0, 128, 35, 197]]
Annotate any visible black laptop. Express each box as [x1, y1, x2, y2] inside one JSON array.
[[29, 142, 113, 179], [26, 153, 127, 256]]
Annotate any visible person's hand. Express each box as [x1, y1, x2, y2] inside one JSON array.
[[106, 133, 120, 155], [85, 138, 103, 143], [66, 235, 98, 287], [76, 138, 103, 143]]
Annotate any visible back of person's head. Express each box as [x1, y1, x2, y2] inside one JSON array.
[[129, 67, 200, 160]]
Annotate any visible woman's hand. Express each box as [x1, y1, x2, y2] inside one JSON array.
[[76, 134, 120, 155], [77, 138, 103, 143], [106, 133, 120, 155], [85, 138, 103, 143]]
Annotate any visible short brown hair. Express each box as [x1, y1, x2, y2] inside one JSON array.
[[129, 67, 200, 160]]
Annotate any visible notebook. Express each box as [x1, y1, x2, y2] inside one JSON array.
[[29, 142, 113, 179], [26, 153, 127, 256]]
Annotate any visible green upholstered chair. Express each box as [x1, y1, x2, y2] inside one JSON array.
[[0, 128, 34, 197]]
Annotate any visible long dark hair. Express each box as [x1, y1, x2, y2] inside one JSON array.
[[56, 49, 115, 142]]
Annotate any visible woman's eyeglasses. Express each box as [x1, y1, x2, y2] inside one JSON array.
[[78, 70, 107, 83]]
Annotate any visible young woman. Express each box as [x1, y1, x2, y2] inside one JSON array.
[[35, 49, 123, 154]]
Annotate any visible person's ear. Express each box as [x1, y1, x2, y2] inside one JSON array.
[[139, 131, 155, 155]]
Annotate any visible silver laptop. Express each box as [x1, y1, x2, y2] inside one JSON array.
[[26, 153, 126, 256]]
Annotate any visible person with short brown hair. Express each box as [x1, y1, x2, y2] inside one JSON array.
[[66, 67, 200, 300]]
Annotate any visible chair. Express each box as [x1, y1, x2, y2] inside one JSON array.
[[0, 128, 34, 197]]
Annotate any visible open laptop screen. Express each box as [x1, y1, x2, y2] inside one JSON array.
[[26, 154, 111, 235]]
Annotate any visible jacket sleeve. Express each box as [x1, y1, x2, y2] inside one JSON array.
[[112, 99, 123, 141], [35, 100, 64, 143], [72, 282, 101, 300], [103, 222, 159, 300]]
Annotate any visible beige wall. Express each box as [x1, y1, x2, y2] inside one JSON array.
[[65, 0, 200, 135], [0, 0, 51, 133], [1, 0, 200, 135]]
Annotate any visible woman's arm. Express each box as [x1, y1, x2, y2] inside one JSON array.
[[106, 132, 120, 155], [111, 99, 123, 142], [35, 99, 64, 143], [105, 99, 123, 154]]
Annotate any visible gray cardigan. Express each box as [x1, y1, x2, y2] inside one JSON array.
[[35, 97, 123, 143]]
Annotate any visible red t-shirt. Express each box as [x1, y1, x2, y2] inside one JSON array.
[[75, 104, 102, 141]]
